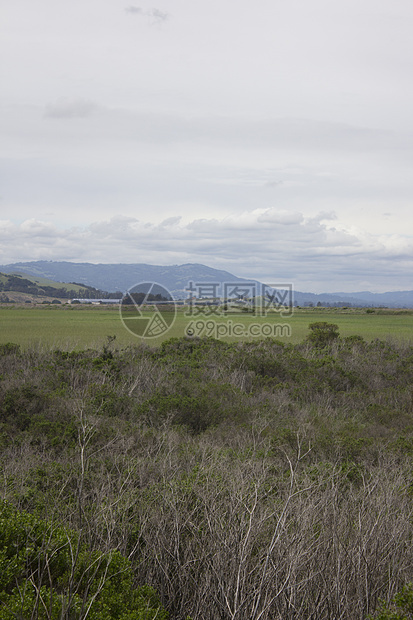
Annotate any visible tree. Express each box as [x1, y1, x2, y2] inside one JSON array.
[[306, 322, 339, 347]]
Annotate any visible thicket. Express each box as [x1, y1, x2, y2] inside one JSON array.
[[1, 330, 413, 619]]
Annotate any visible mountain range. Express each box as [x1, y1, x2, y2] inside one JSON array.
[[1, 260, 413, 307]]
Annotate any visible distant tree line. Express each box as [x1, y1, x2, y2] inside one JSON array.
[[122, 292, 172, 305], [304, 301, 355, 307]]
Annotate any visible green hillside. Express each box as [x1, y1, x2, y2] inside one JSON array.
[[0, 272, 120, 303]]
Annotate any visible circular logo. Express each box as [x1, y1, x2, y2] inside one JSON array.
[[120, 282, 176, 339]]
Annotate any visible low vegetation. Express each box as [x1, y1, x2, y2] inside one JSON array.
[[1, 326, 413, 618]]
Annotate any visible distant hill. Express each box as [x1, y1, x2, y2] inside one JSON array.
[[332, 290, 413, 307], [0, 261, 263, 299], [1, 261, 413, 307]]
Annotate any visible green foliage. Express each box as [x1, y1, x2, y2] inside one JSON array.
[[158, 335, 228, 360], [0, 501, 168, 620], [136, 379, 242, 432], [369, 583, 413, 619], [0, 343, 20, 356], [0, 384, 45, 431], [306, 322, 340, 347], [87, 382, 131, 418], [343, 334, 366, 346]]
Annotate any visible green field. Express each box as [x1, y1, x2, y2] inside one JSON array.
[[1, 304, 413, 349]]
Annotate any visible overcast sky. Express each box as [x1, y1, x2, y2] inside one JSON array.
[[1, 0, 413, 292]]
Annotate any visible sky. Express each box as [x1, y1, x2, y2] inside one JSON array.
[[1, 0, 413, 293]]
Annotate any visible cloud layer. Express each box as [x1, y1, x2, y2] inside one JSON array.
[[1, 211, 412, 293]]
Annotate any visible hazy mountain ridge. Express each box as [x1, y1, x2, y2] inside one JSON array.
[[1, 261, 413, 307], [0, 261, 262, 299]]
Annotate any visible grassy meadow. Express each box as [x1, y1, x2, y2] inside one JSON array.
[[1, 303, 413, 348]]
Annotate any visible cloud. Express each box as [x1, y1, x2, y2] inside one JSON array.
[[45, 99, 99, 120], [257, 209, 304, 225], [150, 8, 169, 22], [125, 6, 144, 14], [1, 211, 413, 293], [20, 219, 59, 237], [124, 6, 169, 23], [159, 216, 182, 227]]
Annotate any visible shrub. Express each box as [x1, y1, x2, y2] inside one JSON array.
[[0, 501, 168, 620], [369, 583, 413, 619], [0, 343, 20, 356], [306, 322, 340, 347]]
